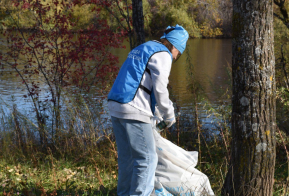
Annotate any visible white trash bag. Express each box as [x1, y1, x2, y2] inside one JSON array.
[[152, 129, 215, 196]]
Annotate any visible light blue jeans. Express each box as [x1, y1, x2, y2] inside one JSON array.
[[111, 116, 158, 196]]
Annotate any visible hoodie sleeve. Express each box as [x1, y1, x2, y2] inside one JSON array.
[[147, 51, 175, 119]]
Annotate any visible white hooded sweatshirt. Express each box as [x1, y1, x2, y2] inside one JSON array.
[[108, 46, 174, 124]]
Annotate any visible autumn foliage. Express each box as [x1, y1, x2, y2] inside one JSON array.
[[0, 0, 124, 143]]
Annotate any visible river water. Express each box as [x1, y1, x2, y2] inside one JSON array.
[[112, 38, 232, 104], [0, 38, 232, 127]]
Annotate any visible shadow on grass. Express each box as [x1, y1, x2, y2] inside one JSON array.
[[1, 185, 117, 196]]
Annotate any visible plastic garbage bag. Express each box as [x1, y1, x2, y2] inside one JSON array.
[[152, 129, 215, 196]]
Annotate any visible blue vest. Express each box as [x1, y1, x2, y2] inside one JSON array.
[[108, 41, 172, 111]]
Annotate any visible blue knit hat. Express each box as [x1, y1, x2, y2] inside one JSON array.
[[160, 24, 189, 54]]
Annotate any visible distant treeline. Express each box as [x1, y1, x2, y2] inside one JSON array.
[[0, 0, 232, 38], [0, 0, 289, 40]]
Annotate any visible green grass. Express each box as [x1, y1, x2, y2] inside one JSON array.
[[0, 95, 119, 195], [0, 158, 117, 196], [0, 129, 288, 195], [0, 93, 288, 195]]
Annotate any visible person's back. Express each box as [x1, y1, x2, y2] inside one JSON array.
[[108, 24, 189, 196]]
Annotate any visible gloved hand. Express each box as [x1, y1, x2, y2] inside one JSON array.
[[164, 116, 176, 128]]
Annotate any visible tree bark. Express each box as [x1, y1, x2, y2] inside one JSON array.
[[132, 0, 145, 47], [222, 1, 276, 195]]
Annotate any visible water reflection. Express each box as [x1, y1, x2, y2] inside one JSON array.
[[170, 39, 231, 106], [0, 38, 232, 125]]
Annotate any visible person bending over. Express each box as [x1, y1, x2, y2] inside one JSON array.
[[107, 24, 189, 196]]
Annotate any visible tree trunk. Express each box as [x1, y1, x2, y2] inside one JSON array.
[[132, 0, 145, 47], [222, 1, 276, 195]]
